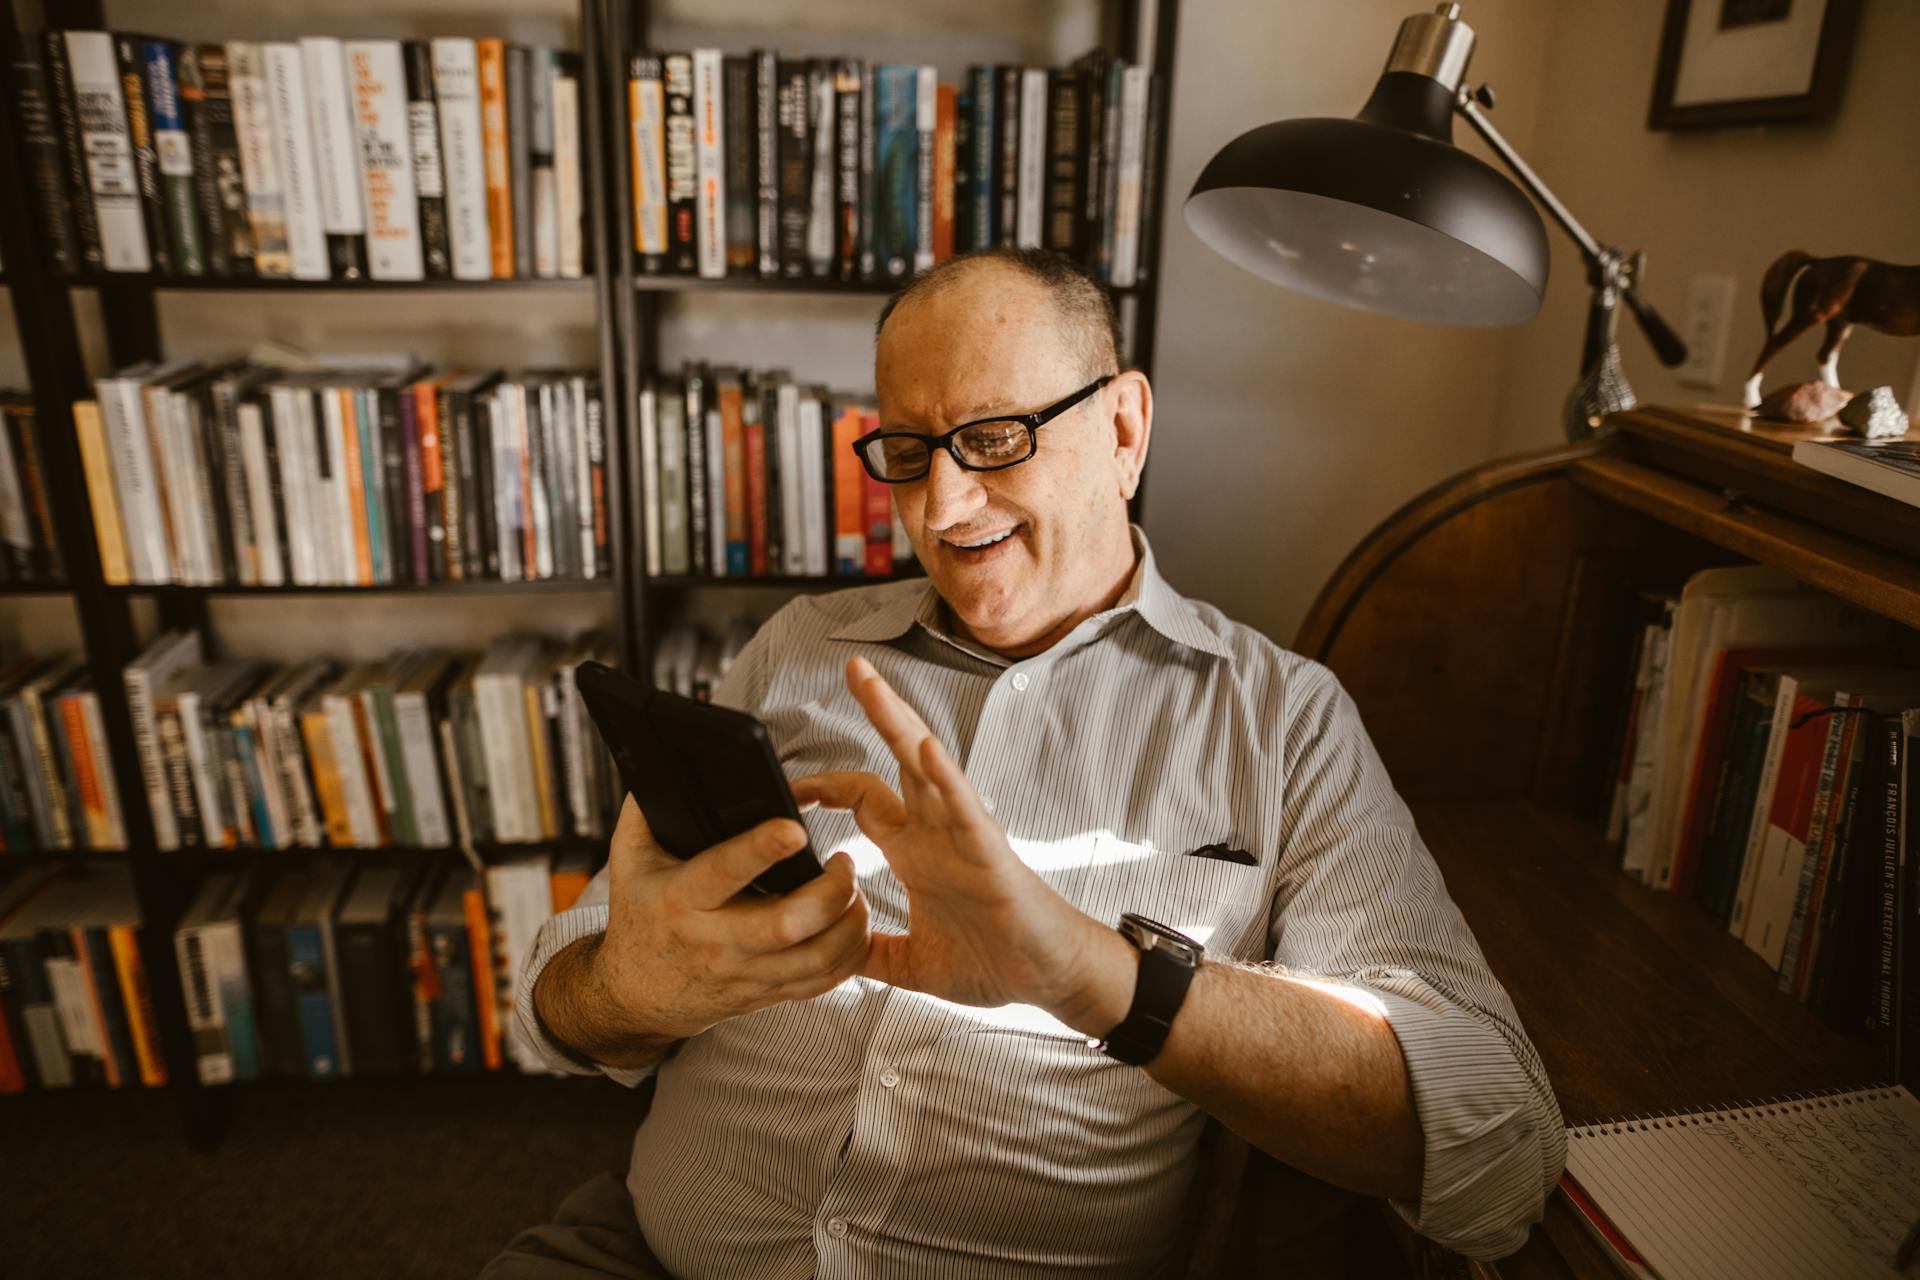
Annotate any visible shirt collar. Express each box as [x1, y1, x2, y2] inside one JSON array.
[[826, 526, 1230, 662]]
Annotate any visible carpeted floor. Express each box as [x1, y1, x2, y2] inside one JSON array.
[[0, 1074, 651, 1280]]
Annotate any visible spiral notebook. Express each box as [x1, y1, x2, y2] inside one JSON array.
[[1562, 1085, 1920, 1279]]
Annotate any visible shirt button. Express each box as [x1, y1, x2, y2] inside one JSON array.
[[827, 1217, 849, 1239], [1011, 672, 1030, 691], [981, 796, 995, 814], [880, 1068, 901, 1088]]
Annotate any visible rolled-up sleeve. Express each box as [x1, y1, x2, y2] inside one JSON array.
[[1270, 666, 1566, 1259], [511, 620, 777, 1085]]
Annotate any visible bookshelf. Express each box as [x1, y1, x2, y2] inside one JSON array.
[[1293, 405, 1918, 1277], [0, 0, 1186, 1147]]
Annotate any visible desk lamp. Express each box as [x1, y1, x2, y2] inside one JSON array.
[[1183, 3, 1688, 441]]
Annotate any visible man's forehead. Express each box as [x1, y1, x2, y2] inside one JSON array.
[[876, 269, 1078, 421]]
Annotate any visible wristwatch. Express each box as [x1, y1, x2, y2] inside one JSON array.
[[1093, 913, 1204, 1066]]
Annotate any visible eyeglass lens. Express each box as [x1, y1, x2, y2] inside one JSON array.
[[872, 420, 1031, 480]]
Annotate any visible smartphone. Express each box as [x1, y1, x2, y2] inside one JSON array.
[[573, 661, 822, 897]]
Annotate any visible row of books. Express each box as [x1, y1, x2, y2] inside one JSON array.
[[0, 393, 64, 584], [124, 630, 619, 854], [1604, 566, 1920, 1082], [78, 360, 609, 587], [16, 30, 588, 282], [651, 617, 758, 703], [638, 366, 916, 579], [0, 863, 165, 1090], [627, 51, 1159, 286], [0, 653, 124, 854]]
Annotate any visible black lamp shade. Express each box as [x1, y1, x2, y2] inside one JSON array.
[[1184, 73, 1549, 327]]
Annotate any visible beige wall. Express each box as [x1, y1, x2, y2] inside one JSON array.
[[1490, 0, 1920, 456], [1144, 0, 1920, 649], [1141, 0, 1558, 648]]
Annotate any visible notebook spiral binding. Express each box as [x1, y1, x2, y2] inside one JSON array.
[[1568, 1083, 1901, 1138]]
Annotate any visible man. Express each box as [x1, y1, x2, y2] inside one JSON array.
[[488, 247, 1563, 1279]]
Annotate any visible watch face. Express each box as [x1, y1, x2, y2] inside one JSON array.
[[1119, 912, 1203, 963]]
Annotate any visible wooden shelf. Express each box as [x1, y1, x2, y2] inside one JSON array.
[[5, 839, 603, 862], [635, 273, 1142, 298], [1568, 452, 1920, 631], [107, 577, 615, 598], [646, 571, 923, 589], [0, 581, 70, 596], [62, 273, 593, 293]]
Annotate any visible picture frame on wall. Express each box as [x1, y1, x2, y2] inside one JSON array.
[[1648, 0, 1862, 130]]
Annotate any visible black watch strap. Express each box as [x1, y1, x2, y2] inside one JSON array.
[[1097, 915, 1202, 1066]]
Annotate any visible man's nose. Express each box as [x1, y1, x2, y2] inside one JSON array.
[[922, 448, 989, 530]]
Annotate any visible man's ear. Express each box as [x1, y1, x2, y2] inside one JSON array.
[[1110, 371, 1152, 500]]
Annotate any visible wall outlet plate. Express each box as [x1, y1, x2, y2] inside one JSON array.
[[1678, 274, 1737, 390]]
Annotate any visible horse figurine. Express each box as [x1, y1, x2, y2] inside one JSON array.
[[1742, 251, 1920, 408]]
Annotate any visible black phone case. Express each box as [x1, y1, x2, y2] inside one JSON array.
[[573, 661, 822, 896]]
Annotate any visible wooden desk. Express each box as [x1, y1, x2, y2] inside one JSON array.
[[1293, 406, 1911, 1278]]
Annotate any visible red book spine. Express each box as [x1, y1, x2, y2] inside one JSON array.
[[932, 84, 956, 262], [862, 410, 893, 577], [831, 406, 865, 575], [745, 414, 769, 576]]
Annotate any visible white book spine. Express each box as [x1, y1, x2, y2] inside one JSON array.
[[798, 396, 825, 576], [531, 53, 558, 279], [1729, 675, 1798, 938], [572, 379, 594, 577], [431, 39, 491, 280], [45, 957, 104, 1059], [777, 382, 804, 574], [79, 693, 126, 848], [912, 67, 935, 272], [345, 41, 424, 281], [692, 49, 726, 280], [301, 38, 365, 244], [395, 690, 451, 846], [178, 689, 226, 846], [657, 393, 687, 576], [269, 390, 311, 585], [175, 924, 234, 1084], [228, 42, 290, 277], [99, 378, 169, 583], [236, 403, 284, 586], [148, 389, 195, 584], [208, 920, 257, 1079], [317, 391, 348, 584], [65, 33, 151, 272], [1110, 67, 1149, 288], [476, 671, 525, 842], [491, 387, 521, 582], [554, 71, 584, 278], [166, 392, 217, 585], [705, 406, 726, 574], [1017, 68, 1048, 250], [264, 45, 328, 279], [0, 418, 30, 559], [272, 695, 323, 846], [639, 383, 662, 577], [360, 688, 401, 834], [324, 693, 379, 846], [809, 72, 838, 274], [245, 697, 290, 847], [632, 66, 667, 256]]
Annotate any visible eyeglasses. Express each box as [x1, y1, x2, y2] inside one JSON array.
[[851, 375, 1115, 484]]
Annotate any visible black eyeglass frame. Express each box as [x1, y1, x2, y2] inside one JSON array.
[[851, 374, 1116, 484]]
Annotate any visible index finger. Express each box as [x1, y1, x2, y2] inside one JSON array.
[[675, 816, 812, 910], [845, 656, 938, 790]]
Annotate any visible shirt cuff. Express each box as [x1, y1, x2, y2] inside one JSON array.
[[514, 901, 658, 1089], [1362, 976, 1565, 1259]]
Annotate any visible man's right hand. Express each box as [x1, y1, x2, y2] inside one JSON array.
[[534, 796, 871, 1070]]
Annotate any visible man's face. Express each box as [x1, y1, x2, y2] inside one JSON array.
[[875, 266, 1145, 655]]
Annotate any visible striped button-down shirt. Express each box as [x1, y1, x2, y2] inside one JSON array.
[[518, 529, 1564, 1277]]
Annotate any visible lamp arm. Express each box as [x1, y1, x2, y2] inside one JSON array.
[[1456, 94, 1604, 270]]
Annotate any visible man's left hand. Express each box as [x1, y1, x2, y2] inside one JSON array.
[[790, 656, 1134, 1035]]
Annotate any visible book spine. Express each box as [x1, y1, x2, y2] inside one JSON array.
[[337, 912, 409, 1076], [1076, 54, 1106, 268], [831, 406, 865, 573], [529, 48, 559, 279], [583, 382, 606, 576], [776, 61, 810, 279], [404, 41, 453, 279], [658, 386, 689, 576], [1016, 68, 1047, 249], [995, 67, 1020, 247], [395, 691, 450, 846], [808, 62, 836, 278], [227, 42, 288, 276], [1111, 66, 1149, 288], [639, 382, 662, 577], [13, 41, 80, 272], [285, 922, 340, 1078], [858, 65, 876, 280], [72, 403, 129, 585], [663, 54, 697, 274], [1098, 59, 1123, 281], [692, 49, 726, 280], [357, 388, 388, 584], [176, 923, 233, 1084], [630, 55, 668, 269], [526, 388, 553, 579], [967, 66, 995, 250], [376, 387, 408, 584], [1043, 69, 1079, 255], [554, 57, 584, 279], [745, 397, 768, 575], [477, 39, 513, 278], [123, 662, 179, 851], [71, 926, 128, 1086], [141, 42, 203, 276], [722, 55, 755, 275], [300, 38, 366, 279], [438, 386, 467, 580], [81, 691, 127, 848], [755, 51, 780, 277], [426, 915, 479, 1071], [1779, 703, 1857, 992], [874, 67, 915, 280], [933, 83, 957, 263], [953, 88, 971, 254], [116, 35, 171, 275], [109, 926, 166, 1086], [188, 46, 251, 276], [455, 386, 486, 580], [43, 32, 102, 270], [347, 42, 424, 281], [913, 66, 935, 272], [798, 395, 825, 575], [683, 373, 709, 575], [834, 62, 861, 281], [244, 905, 300, 1077], [264, 44, 328, 280], [432, 39, 491, 281], [506, 46, 533, 278], [67, 32, 151, 272], [1873, 719, 1901, 1076]]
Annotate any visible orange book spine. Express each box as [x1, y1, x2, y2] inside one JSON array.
[[862, 411, 894, 577], [70, 927, 122, 1088], [933, 85, 956, 262], [745, 413, 768, 576], [109, 925, 167, 1087], [337, 390, 373, 585], [830, 406, 866, 575], [59, 694, 108, 847], [301, 707, 354, 847], [549, 870, 590, 914], [464, 887, 503, 1070], [628, 76, 647, 254], [478, 40, 514, 278], [415, 381, 446, 581], [719, 381, 747, 573]]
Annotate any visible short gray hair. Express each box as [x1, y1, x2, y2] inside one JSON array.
[[875, 247, 1122, 379]]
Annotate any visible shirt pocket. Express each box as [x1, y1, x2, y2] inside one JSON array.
[[1075, 834, 1271, 961]]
